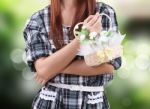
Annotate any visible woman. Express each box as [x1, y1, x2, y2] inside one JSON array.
[[23, 0, 121, 109]]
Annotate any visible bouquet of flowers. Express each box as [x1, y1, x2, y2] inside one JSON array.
[[74, 13, 125, 66]]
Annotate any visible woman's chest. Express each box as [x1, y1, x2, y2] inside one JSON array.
[[47, 26, 71, 53]]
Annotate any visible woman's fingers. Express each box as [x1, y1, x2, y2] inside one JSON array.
[[41, 80, 47, 85], [34, 73, 38, 81], [34, 73, 47, 85], [83, 12, 102, 33], [93, 16, 101, 27], [84, 15, 94, 24], [92, 16, 102, 31], [86, 12, 100, 27], [36, 76, 43, 84]]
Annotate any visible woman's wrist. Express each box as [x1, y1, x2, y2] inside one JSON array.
[[69, 38, 80, 52], [74, 37, 80, 43]]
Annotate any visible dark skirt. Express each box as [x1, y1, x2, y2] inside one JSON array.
[[32, 84, 110, 109]]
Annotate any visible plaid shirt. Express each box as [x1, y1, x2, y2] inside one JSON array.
[[23, 2, 121, 109]]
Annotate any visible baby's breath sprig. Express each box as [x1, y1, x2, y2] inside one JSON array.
[[74, 23, 99, 44]]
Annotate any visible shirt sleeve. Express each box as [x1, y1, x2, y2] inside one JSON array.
[[102, 4, 122, 70], [23, 13, 50, 72]]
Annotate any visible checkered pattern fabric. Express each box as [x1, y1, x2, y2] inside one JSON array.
[[23, 2, 122, 109]]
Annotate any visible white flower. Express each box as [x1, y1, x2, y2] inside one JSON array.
[[99, 36, 108, 42], [90, 36, 94, 40], [80, 34, 86, 41], [89, 32, 97, 40], [100, 31, 108, 36], [82, 25, 87, 29]]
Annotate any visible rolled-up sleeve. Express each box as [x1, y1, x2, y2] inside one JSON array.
[[23, 13, 50, 72], [102, 4, 122, 70]]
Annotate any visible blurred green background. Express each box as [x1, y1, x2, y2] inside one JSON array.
[[0, 0, 150, 109]]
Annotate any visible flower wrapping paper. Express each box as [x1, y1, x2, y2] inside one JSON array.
[[77, 31, 125, 66]]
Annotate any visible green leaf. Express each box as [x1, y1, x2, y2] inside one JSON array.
[[80, 29, 89, 36], [106, 31, 112, 37]]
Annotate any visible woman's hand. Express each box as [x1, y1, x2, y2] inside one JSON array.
[[83, 12, 102, 34], [34, 73, 48, 85]]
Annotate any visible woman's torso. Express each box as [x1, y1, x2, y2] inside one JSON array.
[[33, 2, 113, 86]]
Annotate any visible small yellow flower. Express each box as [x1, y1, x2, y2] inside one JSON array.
[[104, 48, 113, 60], [97, 50, 106, 62]]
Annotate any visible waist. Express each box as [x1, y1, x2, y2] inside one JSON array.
[[48, 73, 113, 86], [48, 82, 104, 92]]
